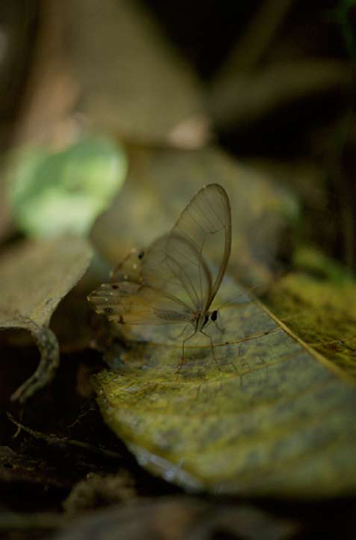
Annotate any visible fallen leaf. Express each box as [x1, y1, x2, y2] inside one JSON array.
[[54, 497, 298, 540], [67, 0, 208, 147], [63, 472, 136, 515], [91, 276, 356, 497], [7, 135, 127, 238], [11, 0, 79, 147], [0, 236, 92, 401]]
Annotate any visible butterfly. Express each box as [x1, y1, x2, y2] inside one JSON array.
[[88, 183, 232, 371]]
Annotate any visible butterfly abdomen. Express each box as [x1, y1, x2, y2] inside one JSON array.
[[153, 309, 191, 322]]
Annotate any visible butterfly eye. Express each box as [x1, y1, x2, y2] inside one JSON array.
[[111, 284, 119, 289], [138, 251, 145, 260], [211, 310, 218, 322], [104, 307, 114, 315]]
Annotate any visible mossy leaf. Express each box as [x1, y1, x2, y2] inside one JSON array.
[[92, 278, 356, 497], [265, 272, 356, 381]]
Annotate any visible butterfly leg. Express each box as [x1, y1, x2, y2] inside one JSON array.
[[175, 330, 197, 377], [200, 330, 221, 370]]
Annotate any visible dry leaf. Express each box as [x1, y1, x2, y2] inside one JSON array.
[[12, 0, 79, 147], [66, 0, 208, 147], [0, 236, 92, 402], [54, 497, 298, 540], [63, 473, 136, 515]]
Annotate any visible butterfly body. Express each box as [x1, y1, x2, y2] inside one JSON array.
[[88, 184, 231, 369]]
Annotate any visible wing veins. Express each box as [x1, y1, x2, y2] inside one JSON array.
[[164, 252, 200, 308], [194, 196, 218, 232], [204, 194, 225, 228], [168, 244, 201, 268]]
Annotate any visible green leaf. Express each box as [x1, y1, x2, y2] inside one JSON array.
[[91, 278, 356, 497], [7, 135, 127, 238]]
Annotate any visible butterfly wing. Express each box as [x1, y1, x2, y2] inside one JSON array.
[[88, 280, 191, 325], [172, 183, 231, 311], [88, 184, 231, 327], [140, 233, 212, 312], [89, 234, 212, 325], [110, 248, 144, 283]]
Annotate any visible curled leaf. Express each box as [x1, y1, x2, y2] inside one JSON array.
[[0, 236, 92, 401]]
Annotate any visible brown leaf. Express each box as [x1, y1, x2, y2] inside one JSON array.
[[0, 236, 92, 401], [13, 0, 79, 148], [54, 497, 298, 540], [66, 0, 208, 147], [63, 473, 136, 515]]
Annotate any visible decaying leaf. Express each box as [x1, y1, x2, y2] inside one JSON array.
[[92, 277, 356, 498], [63, 473, 136, 515], [0, 236, 92, 402]]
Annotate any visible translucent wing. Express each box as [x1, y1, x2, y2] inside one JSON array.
[[88, 281, 190, 325], [140, 233, 212, 312], [172, 183, 231, 310], [88, 184, 231, 327], [88, 233, 212, 325]]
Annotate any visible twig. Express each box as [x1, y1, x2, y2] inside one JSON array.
[[6, 412, 122, 460]]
